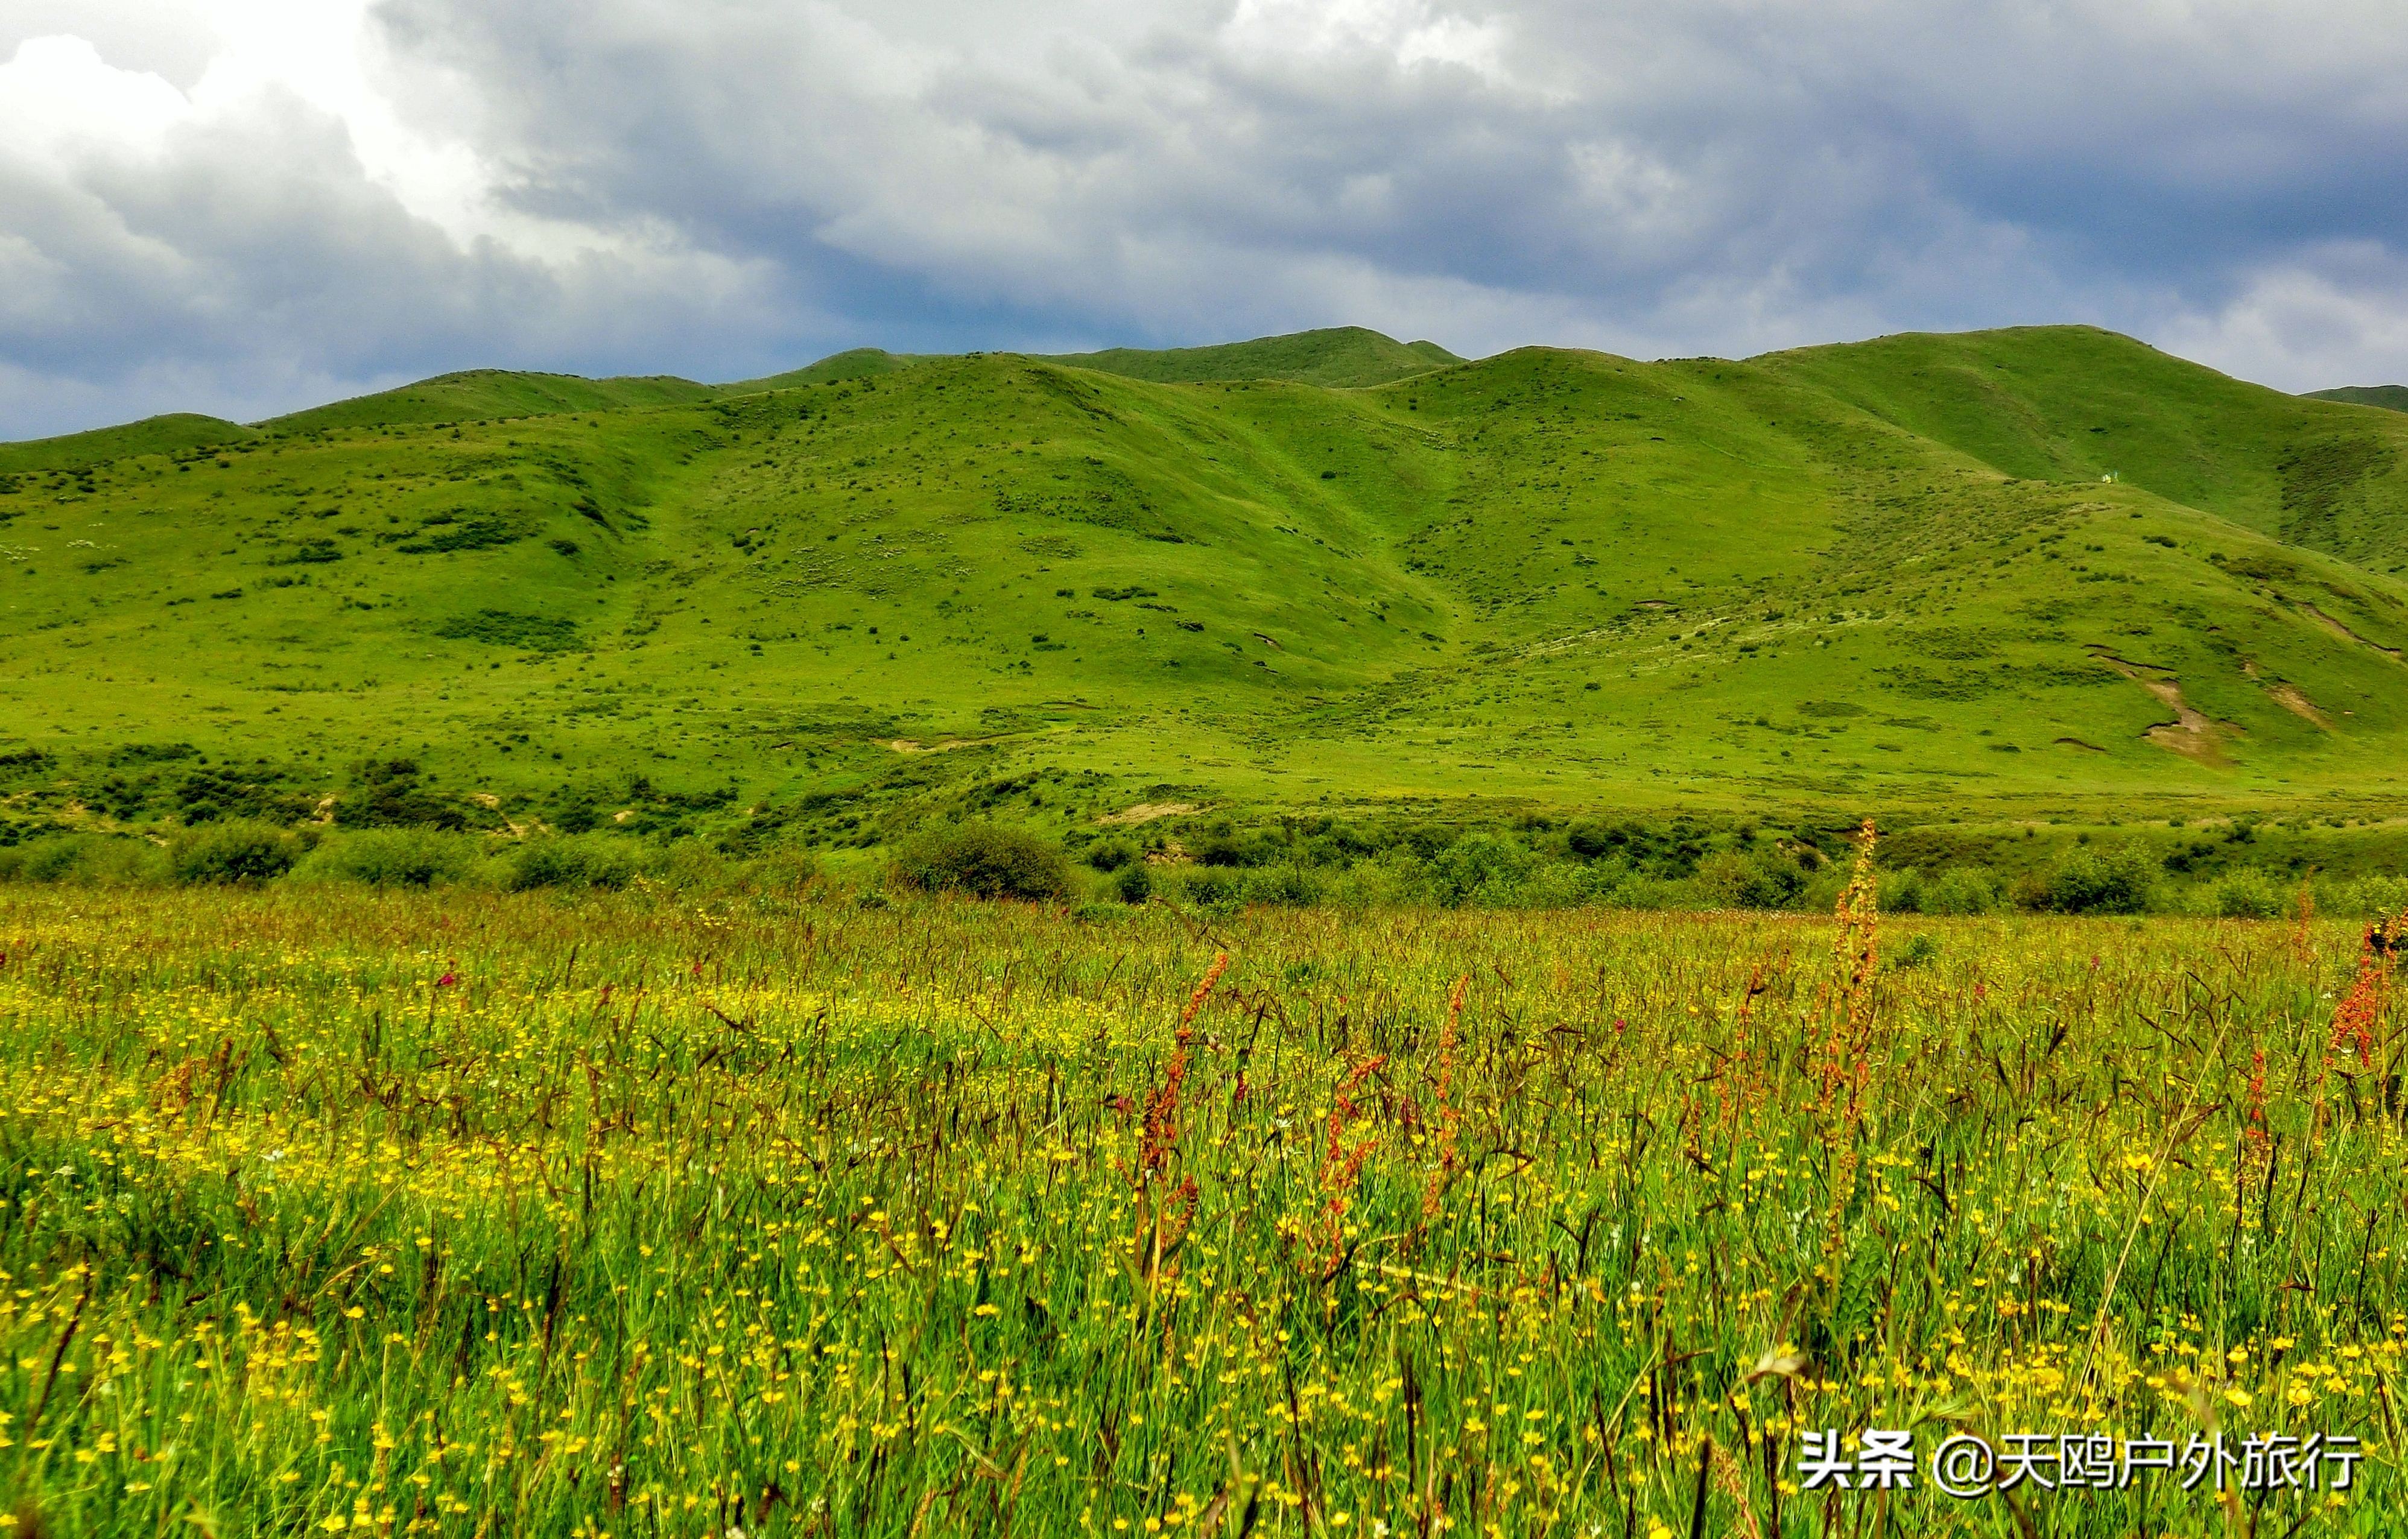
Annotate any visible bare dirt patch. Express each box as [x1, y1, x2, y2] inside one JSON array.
[[2093, 649, 2238, 765], [1100, 801, 1196, 827], [2242, 659, 2334, 730], [2264, 681, 2334, 729]]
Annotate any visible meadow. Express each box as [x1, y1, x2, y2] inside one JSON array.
[[0, 847, 2401, 1536]]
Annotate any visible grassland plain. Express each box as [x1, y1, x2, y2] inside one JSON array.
[[0, 862, 2402, 1535], [5, 325, 2408, 878]]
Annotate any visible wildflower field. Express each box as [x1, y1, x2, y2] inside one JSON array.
[[0, 859, 2402, 1537]]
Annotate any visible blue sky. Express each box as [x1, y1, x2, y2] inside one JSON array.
[[4, 0, 2406, 438]]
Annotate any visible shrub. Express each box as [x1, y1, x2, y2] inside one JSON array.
[[2045, 845, 2158, 915], [1176, 865, 1242, 913], [1112, 861, 1153, 905], [1699, 849, 1807, 909], [1921, 867, 2001, 916], [7, 836, 95, 883], [657, 840, 741, 892], [741, 846, 822, 894], [1877, 870, 1923, 914], [890, 823, 1069, 902], [1428, 833, 1535, 907], [2339, 874, 2408, 918], [1241, 864, 1320, 907], [298, 829, 478, 888], [1086, 839, 1138, 873], [1564, 821, 1620, 860], [1188, 824, 1250, 868], [2213, 868, 2284, 920], [171, 820, 302, 884], [432, 609, 580, 649], [2007, 870, 2053, 912], [508, 834, 645, 891], [2, 833, 170, 884], [339, 759, 469, 831]]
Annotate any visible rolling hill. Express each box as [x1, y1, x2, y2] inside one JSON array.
[[1039, 326, 1460, 388], [261, 370, 724, 437], [0, 412, 261, 475], [4, 325, 2407, 849], [2311, 385, 2408, 414]]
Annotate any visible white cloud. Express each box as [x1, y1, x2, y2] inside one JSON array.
[[2, 0, 2406, 437], [0, 36, 187, 159], [0, 13, 784, 436], [2162, 248, 2408, 393], [1225, 0, 1516, 81]]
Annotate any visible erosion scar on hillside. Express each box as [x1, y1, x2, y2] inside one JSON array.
[[2093, 651, 2238, 764]]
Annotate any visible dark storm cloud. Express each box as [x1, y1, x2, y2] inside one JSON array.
[[4, 0, 2406, 438]]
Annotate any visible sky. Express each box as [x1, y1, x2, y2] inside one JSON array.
[[4, 0, 2407, 440]]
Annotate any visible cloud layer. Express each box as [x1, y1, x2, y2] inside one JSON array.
[[4, 0, 2406, 437]]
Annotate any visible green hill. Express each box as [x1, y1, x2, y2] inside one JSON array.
[[1038, 326, 1460, 387], [728, 349, 936, 393], [2311, 385, 2408, 414], [735, 328, 1463, 395], [0, 412, 259, 475], [281, 328, 1458, 435], [4, 324, 2407, 849], [1760, 326, 2408, 574], [261, 370, 721, 435]]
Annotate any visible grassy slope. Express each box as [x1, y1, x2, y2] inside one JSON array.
[[2311, 385, 2408, 413], [4, 326, 2407, 840]]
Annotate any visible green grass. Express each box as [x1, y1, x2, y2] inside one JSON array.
[[4, 326, 2408, 852], [0, 883, 2402, 1535]]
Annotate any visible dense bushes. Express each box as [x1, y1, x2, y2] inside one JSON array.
[[2212, 867, 2286, 920], [0, 833, 166, 885], [890, 822, 1071, 902], [1111, 861, 1153, 904], [295, 828, 478, 887], [509, 835, 646, 891], [2042, 845, 2159, 915], [1884, 866, 2004, 915], [1697, 849, 1807, 909], [0, 804, 2397, 920], [170, 820, 305, 884]]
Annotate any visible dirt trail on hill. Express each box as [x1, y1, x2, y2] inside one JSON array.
[[2290, 600, 2404, 662]]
